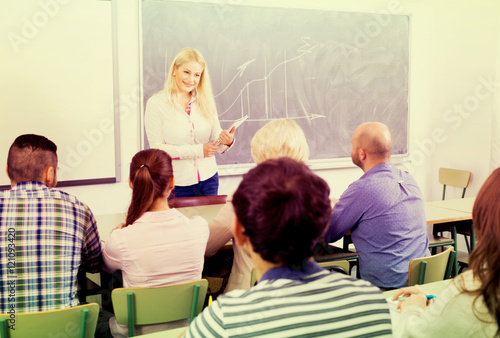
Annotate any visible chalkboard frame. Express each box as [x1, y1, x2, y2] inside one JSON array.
[[139, 1, 410, 175]]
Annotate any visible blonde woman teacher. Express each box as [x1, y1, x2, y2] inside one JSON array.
[[145, 47, 235, 197]]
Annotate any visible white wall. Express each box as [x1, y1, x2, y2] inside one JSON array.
[[58, 0, 499, 215]]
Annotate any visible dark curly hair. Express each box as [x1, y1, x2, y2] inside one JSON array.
[[232, 157, 331, 268]]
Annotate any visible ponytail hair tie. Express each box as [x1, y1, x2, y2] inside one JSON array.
[[140, 164, 150, 170]]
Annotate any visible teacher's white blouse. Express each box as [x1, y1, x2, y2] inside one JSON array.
[[145, 92, 230, 186]]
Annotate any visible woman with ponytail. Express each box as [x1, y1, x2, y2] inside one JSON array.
[[392, 168, 500, 337], [103, 149, 209, 337]]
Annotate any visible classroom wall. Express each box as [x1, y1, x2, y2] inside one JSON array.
[[56, 0, 499, 216]]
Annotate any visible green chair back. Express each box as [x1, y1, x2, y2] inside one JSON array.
[[318, 260, 350, 274], [111, 279, 208, 337], [0, 303, 99, 338], [408, 247, 455, 286]]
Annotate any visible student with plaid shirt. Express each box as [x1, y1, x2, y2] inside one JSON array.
[[0, 134, 102, 313]]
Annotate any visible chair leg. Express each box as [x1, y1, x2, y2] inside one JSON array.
[[451, 227, 458, 277], [464, 235, 471, 253], [445, 251, 456, 279]]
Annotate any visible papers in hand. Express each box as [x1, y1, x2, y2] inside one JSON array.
[[216, 115, 248, 145], [228, 115, 249, 132]]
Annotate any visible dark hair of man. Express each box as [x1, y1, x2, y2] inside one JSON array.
[[7, 134, 58, 183], [465, 167, 500, 331], [232, 157, 332, 268], [126, 149, 173, 226]]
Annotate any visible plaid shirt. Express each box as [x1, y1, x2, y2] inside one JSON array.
[[0, 181, 102, 313]]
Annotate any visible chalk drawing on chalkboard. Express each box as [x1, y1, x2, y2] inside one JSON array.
[[215, 37, 326, 126]]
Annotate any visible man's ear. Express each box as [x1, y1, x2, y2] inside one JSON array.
[[5, 165, 9, 179], [359, 148, 367, 161], [231, 215, 248, 247], [44, 166, 56, 187]]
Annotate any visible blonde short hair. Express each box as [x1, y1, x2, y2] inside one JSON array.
[[251, 119, 310, 164]]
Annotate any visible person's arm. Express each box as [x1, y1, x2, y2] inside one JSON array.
[[206, 197, 234, 257], [325, 182, 364, 243], [101, 230, 124, 273], [394, 281, 471, 337], [210, 113, 234, 154], [81, 212, 102, 273], [145, 95, 205, 159]]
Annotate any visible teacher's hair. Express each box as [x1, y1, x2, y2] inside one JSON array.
[[126, 149, 173, 226], [163, 47, 217, 121], [251, 119, 310, 164], [467, 167, 500, 329], [232, 157, 331, 268], [7, 134, 57, 183]]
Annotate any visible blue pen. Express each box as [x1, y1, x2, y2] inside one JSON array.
[[397, 294, 436, 301]]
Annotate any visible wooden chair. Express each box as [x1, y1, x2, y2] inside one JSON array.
[[168, 195, 227, 208], [439, 168, 471, 200], [0, 303, 99, 338], [111, 279, 208, 337], [408, 247, 455, 286], [435, 168, 474, 270]]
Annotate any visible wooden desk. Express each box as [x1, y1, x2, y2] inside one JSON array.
[[426, 197, 475, 214], [95, 204, 225, 242], [425, 199, 474, 276], [424, 204, 471, 225]]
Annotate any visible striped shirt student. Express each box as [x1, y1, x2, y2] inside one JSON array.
[[185, 158, 392, 338], [0, 181, 102, 313], [185, 263, 392, 338]]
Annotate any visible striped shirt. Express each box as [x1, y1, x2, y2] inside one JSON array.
[[185, 262, 392, 337], [0, 181, 102, 313]]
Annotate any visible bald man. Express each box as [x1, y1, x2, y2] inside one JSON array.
[[326, 122, 429, 290]]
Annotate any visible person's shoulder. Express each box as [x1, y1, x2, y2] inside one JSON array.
[[172, 209, 208, 227], [52, 188, 95, 216], [344, 173, 382, 196], [0, 188, 10, 198], [146, 91, 170, 109]]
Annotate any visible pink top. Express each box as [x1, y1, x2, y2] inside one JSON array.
[[102, 209, 209, 288]]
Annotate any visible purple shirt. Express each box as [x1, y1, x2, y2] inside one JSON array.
[[326, 162, 429, 289]]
